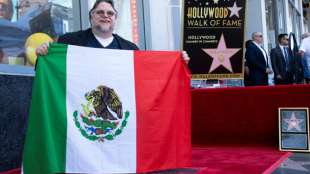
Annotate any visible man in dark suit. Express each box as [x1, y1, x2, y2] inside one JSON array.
[[270, 34, 294, 85], [245, 32, 272, 86]]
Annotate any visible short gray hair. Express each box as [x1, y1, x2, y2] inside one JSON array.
[[89, 0, 118, 22], [251, 32, 262, 39]]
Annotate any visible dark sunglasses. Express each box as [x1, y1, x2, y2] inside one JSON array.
[[92, 10, 116, 17]]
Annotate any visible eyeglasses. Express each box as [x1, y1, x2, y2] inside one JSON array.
[[92, 10, 116, 17], [256, 35, 263, 38]]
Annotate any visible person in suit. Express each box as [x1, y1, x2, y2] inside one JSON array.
[[245, 32, 272, 86], [270, 34, 294, 85]]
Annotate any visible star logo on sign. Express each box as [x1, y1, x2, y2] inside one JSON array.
[[202, 34, 240, 73], [228, 1, 242, 18], [284, 112, 303, 131]]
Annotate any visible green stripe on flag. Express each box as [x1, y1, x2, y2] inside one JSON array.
[[23, 43, 68, 174]]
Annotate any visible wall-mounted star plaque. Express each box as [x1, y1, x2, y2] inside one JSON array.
[[279, 108, 310, 152]]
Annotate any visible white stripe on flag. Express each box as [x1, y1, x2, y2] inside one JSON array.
[[66, 46, 137, 173]]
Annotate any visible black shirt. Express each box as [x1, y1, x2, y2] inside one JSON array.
[[85, 35, 121, 49], [57, 28, 139, 50]]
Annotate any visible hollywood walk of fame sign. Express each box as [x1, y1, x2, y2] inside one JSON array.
[[181, 0, 246, 79], [279, 108, 310, 152]]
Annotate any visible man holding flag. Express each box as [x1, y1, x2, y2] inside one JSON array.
[[36, 0, 189, 62], [23, 0, 192, 174], [37, 0, 138, 53]]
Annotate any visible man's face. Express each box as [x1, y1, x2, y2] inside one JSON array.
[[253, 33, 263, 44], [90, 2, 117, 34], [0, 0, 11, 20], [281, 36, 289, 46]]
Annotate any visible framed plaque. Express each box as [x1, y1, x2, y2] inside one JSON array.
[[279, 107, 310, 152]]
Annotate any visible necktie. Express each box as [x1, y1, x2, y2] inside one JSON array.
[[284, 48, 289, 71]]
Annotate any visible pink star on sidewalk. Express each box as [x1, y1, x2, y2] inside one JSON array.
[[202, 34, 240, 73]]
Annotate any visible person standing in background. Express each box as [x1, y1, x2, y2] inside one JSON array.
[[270, 34, 294, 85], [299, 33, 310, 84], [245, 32, 273, 86]]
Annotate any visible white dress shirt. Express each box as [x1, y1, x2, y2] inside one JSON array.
[[279, 45, 289, 61], [252, 41, 274, 85], [252, 41, 268, 65]]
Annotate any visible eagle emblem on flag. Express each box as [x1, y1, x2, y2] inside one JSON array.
[[73, 85, 130, 142]]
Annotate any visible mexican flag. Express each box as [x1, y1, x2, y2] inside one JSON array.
[[22, 44, 191, 174]]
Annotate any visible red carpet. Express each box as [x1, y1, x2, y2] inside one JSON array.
[[3, 147, 290, 174], [187, 85, 307, 174], [192, 146, 291, 174]]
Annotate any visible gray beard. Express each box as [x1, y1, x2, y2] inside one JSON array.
[[94, 24, 114, 34]]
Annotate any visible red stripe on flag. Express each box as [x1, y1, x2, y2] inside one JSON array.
[[134, 51, 192, 173]]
